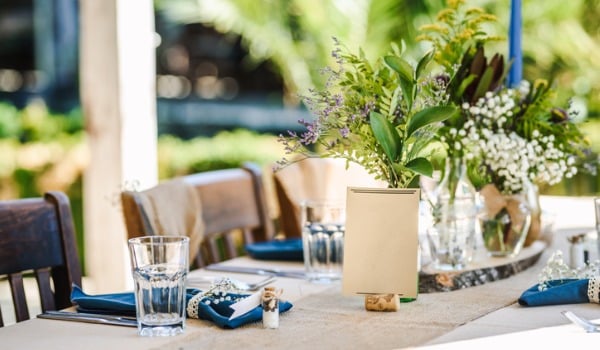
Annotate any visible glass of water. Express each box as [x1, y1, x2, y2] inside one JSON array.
[[128, 236, 189, 336], [301, 200, 346, 283]]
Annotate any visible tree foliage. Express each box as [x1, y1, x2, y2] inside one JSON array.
[[155, 0, 600, 119]]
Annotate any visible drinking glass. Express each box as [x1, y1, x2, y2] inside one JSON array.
[[128, 236, 189, 336], [301, 200, 345, 283]]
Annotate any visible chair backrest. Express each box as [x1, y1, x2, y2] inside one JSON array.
[[121, 163, 274, 267], [0, 191, 82, 327], [273, 158, 386, 238]]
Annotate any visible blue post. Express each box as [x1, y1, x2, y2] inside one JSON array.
[[507, 0, 522, 88]]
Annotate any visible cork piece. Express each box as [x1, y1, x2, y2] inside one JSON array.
[[262, 287, 282, 312], [364, 294, 400, 312]]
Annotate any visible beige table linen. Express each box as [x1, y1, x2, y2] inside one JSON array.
[[137, 178, 204, 262]]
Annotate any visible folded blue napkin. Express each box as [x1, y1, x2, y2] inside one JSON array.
[[71, 284, 292, 329], [245, 238, 303, 261], [518, 279, 590, 306]]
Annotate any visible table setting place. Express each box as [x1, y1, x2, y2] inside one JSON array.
[[31, 198, 348, 338], [36, 236, 295, 336], [30, 196, 600, 344], [513, 197, 600, 332]]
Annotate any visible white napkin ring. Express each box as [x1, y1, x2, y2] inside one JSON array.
[[587, 277, 600, 303], [187, 293, 202, 319]]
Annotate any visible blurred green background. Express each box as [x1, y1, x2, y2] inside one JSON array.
[[0, 0, 598, 268]]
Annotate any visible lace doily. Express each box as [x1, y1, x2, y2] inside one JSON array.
[[588, 277, 600, 303], [186, 277, 247, 319]]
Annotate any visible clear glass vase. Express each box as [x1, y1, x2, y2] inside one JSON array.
[[425, 157, 478, 270], [478, 183, 532, 257], [523, 182, 541, 247]]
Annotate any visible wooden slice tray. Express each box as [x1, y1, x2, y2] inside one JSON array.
[[418, 240, 546, 293]]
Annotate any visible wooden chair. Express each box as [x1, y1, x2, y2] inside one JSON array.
[[0, 191, 82, 327], [273, 158, 386, 238], [121, 163, 275, 268]]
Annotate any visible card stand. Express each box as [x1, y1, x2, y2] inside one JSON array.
[[342, 187, 420, 312], [364, 294, 400, 312], [419, 240, 547, 293]]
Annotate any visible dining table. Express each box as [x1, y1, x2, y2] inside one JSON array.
[[1, 196, 598, 349]]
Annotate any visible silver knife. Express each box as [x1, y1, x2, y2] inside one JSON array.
[[37, 311, 138, 327], [205, 264, 306, 279]]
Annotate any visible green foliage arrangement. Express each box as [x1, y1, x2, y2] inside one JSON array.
[[418, 1, 597, 194], [279, 0, 598, 194], [278, 38, 458, 188]]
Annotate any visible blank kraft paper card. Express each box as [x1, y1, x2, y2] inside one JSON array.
[[342, 187, 420, 298]]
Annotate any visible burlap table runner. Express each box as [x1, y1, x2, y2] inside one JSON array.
[[154, 245, 557, 350]]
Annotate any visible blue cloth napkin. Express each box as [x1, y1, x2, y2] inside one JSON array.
[[245, 238, 303, 261], [71, 284, 293, 329], [518, 279, 590, 306]]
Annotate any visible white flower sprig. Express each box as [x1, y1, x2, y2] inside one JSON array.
[[459, 86, 578, 194], [538, 250, 600, 291]]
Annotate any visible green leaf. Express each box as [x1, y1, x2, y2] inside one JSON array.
[[399, 78, 415, 111], [406, 106, 458, 139], [388, 87, 401, 117], [384, 55, 416, 110], [405, 157, 433, 177], [415, 50, 435, 79], [455, 74, 477, 99], [370, 111, 402, 162], [472, 65, 495, 102], [384, 56, 413, 83]]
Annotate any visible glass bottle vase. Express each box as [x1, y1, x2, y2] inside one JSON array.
[[425, 157, 478, 270], [478, 183, 532, 257]]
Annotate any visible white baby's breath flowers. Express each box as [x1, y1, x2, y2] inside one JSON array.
[[469, 131, 532, 193], [538, 250, 600, 291], [461, 87, 577, 194]]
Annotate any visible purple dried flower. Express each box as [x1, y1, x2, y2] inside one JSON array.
[[361, 101, 375, 119], [333, 93, 344, 107], [295, 119, 319, 145], [340, 127, 349, 138]]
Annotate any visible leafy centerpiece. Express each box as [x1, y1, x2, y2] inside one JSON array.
[[418, 0, 596, 257], [419, 2, 592, 194], [276, 36, 457, 304], [279, 0, 597, 264], [277, 38, 457, 189]]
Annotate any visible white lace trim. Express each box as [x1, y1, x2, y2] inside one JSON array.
[[587, 277, 600, 303], [186, 293, 203, 319]]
